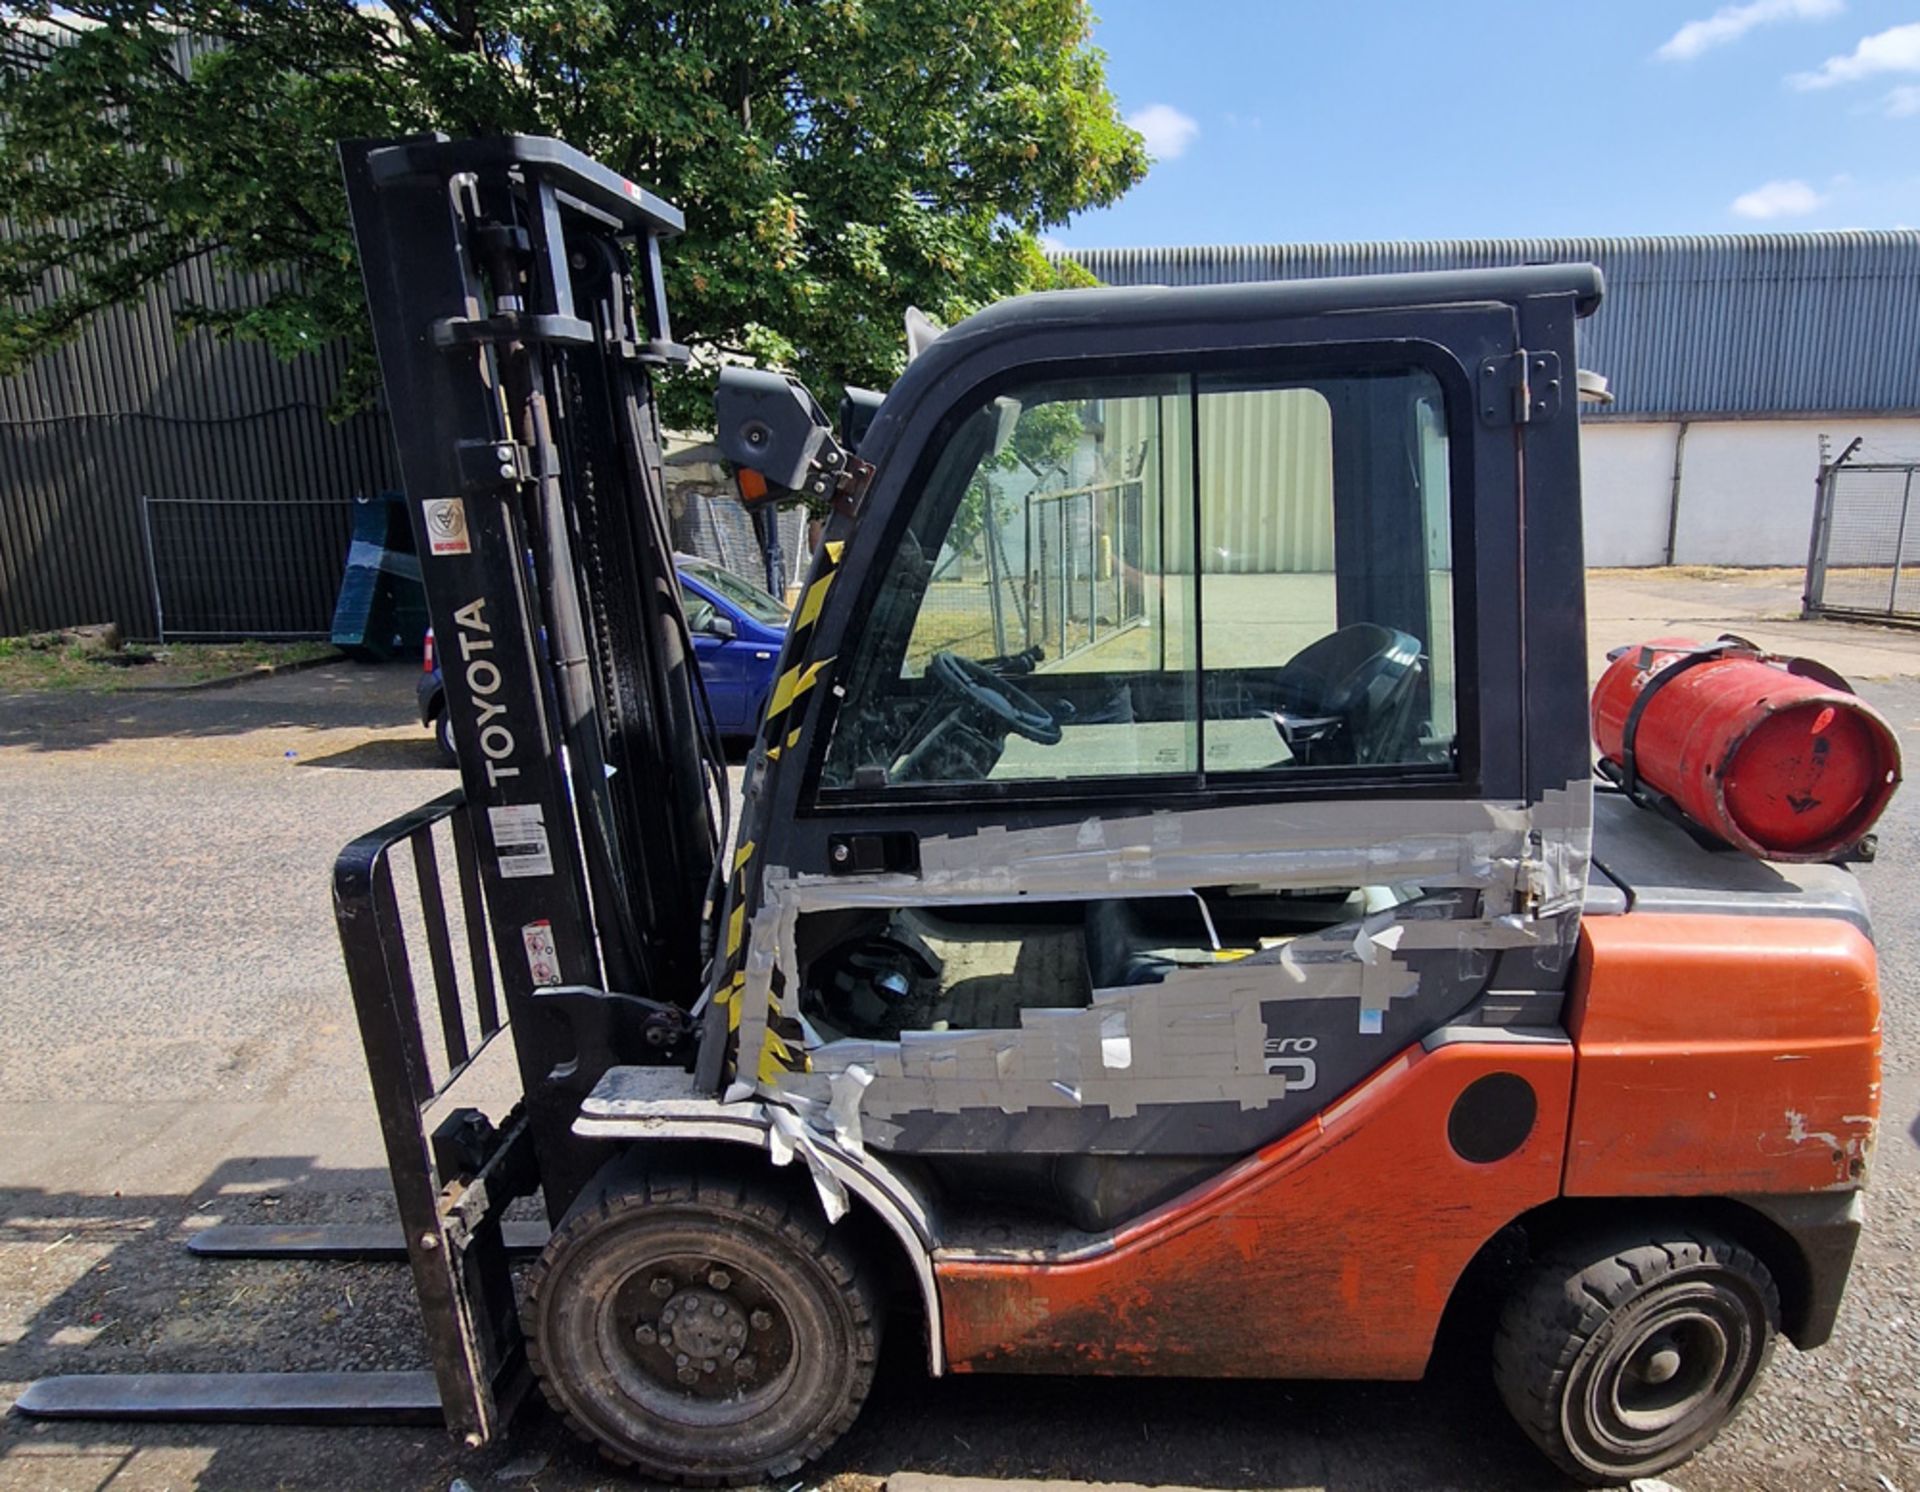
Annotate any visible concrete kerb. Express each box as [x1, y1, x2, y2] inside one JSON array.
[[114, 647, 347, 694]]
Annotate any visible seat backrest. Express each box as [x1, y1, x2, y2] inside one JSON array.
[[1275, 623, 1423, 762]]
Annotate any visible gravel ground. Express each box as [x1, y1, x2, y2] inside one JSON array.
[[0, 660, 1915, 1492]]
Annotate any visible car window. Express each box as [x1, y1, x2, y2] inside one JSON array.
[[679, 562, 789, 626], [820, 365, 1460, 792]]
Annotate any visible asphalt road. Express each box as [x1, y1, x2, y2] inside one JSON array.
[[0, 658, 1916, 1492]]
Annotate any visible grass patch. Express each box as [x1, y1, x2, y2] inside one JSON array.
[[0, 635, 338, 693]]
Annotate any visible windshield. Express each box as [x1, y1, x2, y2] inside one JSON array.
[[680, 561, 790, 627]]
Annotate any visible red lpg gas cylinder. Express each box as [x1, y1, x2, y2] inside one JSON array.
[[1592, 637, 1902, 862]]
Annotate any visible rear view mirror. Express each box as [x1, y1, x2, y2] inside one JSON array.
[[716, 365, 838, 505], [705, 612, 737, 641]]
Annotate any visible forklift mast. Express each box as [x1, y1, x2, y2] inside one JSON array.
[[340, 134, 724, 1205]]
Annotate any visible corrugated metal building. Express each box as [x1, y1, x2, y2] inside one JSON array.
[[1060, 233, 1920, 565], [0, 22, 400, 642], [0, 249, 399, 640]]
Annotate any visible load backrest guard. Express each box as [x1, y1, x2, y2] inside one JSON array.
[[706, 268, 1601, 1208]]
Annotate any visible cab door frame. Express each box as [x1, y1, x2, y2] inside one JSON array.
[[698, 268, 1600, 1160]]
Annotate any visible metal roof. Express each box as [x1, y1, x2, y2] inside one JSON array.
[[1056, 233, 1920, 420]]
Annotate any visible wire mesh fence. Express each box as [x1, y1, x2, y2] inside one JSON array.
[[1804, 461, 1920, 624], [142, 495, 358, 640], [673, 492, 811, 596], [910, 477, 1147, 670]]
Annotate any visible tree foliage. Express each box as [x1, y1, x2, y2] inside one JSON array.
[[0, 1, 1144, 423]]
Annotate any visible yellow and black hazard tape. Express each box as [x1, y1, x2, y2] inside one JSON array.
[[761, 539, 843, 762], [757, 969, 811, 1085], [712, 539, 850, 1083], [711, 837, 755, 1033]]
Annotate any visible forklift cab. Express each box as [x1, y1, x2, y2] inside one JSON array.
[[693, 269, 1597, 1214]]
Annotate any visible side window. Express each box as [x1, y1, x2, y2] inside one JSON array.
[[820, 364, 1461, 792], [1196, 371, 1456, 773]]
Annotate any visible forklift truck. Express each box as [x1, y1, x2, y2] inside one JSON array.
[[17, 135, 1883, 1487]]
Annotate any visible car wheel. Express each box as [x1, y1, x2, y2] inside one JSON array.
[[523, 1170, 880, 1486], [1493, 1225, 1779, 1484], [434, 709, 457, 765]]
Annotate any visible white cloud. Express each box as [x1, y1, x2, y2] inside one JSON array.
[[1886, 84, 1920, 116], [1126, 103, 1200, 161], [1730, 178, 1828, 218], [1038, 234, 1069, 253], [1655, 0, 1842, 62], [1790, 21, 1920, 87]]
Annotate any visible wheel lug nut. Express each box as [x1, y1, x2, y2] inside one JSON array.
[[729, 1323, 745, 1341], [662, 1308, 676, 1325], [650, 1276, 674, 1299], [677, 1366, 698, 1385], [675, 1352, 689, 1368], [735, 1355, 756, 1379], [712, 1302, 727, 1319], [634, 1324, 657, 1345], [701, 1358, 717, 1374], [749, 1309, 773, 1331], [725, 1345, 740, 1361], [707, 1269, 731, 1291]]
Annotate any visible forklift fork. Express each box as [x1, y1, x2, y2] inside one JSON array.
[[21, 791, 538, 1438]]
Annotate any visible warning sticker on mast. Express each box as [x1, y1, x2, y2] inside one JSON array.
[[488, 803, 555, 878]]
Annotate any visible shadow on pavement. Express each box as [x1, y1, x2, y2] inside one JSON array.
[[0, 664, 422, 754], [297, 738, 450, 772]]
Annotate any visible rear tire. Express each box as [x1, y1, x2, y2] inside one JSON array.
[[522, 1171, 879, 1486], [434, 709, 457, 765], [1492, 1226, 1779, 1484]]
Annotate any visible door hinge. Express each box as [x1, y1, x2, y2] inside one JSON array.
[[1477, 350, 1562, 427]]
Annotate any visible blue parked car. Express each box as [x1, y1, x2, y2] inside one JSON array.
[[674, 555, 792, 737], [421, 554, 790, 757]]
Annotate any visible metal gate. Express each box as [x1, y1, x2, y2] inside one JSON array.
[[141, 495, 357, 640], [1804, 448, 1920, 625]]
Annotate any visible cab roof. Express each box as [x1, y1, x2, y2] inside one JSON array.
[[932, 262, 1604, 355]]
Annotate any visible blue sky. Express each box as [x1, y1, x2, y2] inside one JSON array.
[[1060, 1, 1920, 246]]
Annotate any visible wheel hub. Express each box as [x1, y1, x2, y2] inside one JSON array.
[[1638, 1340, 1684, 1386], [612, 1256, 796, 1405], [658, 1287, 748, 1365]]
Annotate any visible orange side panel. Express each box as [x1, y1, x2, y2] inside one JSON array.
[[934, 1042, 1572, 1380], [1564, 913, 1881, 1197]]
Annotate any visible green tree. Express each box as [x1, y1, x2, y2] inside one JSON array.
[[0, 1, 1143, 424]]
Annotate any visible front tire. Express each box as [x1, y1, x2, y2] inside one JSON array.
[[1493, 1226, 1779, 1484], [522, 1172, 880, 1486]]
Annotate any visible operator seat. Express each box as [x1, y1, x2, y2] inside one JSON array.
[[1271, 623, 1423, 766]]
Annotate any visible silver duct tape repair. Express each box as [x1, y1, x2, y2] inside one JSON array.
[[734, 782, 1592, 1153]]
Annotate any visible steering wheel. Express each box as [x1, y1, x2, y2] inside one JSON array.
[[927, 651, 1062, 745]]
